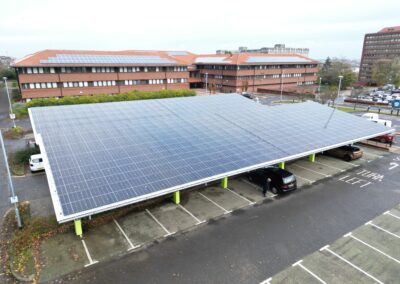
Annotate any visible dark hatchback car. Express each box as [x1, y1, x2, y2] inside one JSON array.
[[248, 167, 297, 194]]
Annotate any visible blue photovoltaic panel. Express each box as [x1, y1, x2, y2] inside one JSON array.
[[246, 56, 312, 63], [40, 54, 176, 64], [29, 95, 394, 222], [195, 57, 229, 63], [167, 51, 189, 56]]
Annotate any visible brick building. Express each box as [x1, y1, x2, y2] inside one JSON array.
[[359, 26, 400, 84], [12, 49, 318, 100]]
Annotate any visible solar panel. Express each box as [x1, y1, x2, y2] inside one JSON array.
[[40, 54, 177, 64], [29, 95, 394, 222], [167, 51, 189, 56], [246, 56, 312, 63], [195, 57, 229, 63]]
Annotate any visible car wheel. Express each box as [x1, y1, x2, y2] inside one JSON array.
[[271, 186, 278, 195], [344, 154, 352, 162]]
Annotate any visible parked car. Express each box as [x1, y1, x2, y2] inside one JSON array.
[[242, 93, 253, 99], [29, 154, 44, 172], [369, 134, 395, 144], [325, 145, 363, 161], [247, 167, 297, 194]]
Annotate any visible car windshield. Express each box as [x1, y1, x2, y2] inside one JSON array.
[[32, 159, 41, 163], [283, 175, 295, 184]]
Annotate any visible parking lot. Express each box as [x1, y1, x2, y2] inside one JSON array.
[[38, 144, 390, 282], [261, 204, 400, 284]]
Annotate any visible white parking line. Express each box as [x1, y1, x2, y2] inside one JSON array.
[[344, 232, 400, 264], [113, 219, 141, 251], [362, 151, 383, 158], [312, 160, 345, 172], [295, 175, 315, 183], [320, 245, 383, 284], [359, 182, 371, 188], [290, 164, 330, 177], [384, 211, 400, 220], [145, 209, 175, 237], [177, 204, 206, 225], [259, 277, 272, 284], [226, 187, 255, 205], [292, 260, 326, 284], [240, 179, 277, 198], [81, 239, 98, 267], [318, 156, 358, 167], [198, 192, 232, 214], [366, 221, 400, 239]]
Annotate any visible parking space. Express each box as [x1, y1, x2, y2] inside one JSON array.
[[38, 144, 391, 279], [262, 205, 400, 284]]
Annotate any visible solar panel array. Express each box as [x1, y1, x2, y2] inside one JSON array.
[[167, 51, 189, 56], [246, 56, 313, 63], [30, 95, 393, 222], [40, 54, 177, 64], [195, 57, 229, 63]]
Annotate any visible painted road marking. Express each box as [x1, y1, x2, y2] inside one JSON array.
[[313, 160, 345, 172], [259, 277, 272, 284], [389, 162, 399, 170], [362, 151, 383, 158], [198, 192, 232, 214], [319, 156, 359, 167], [145, 209, 175, 237], [344, 232, 400, 265], [320, 245, 383, 284], [384, 211, 400, 220], [366, 221, 400, 239], [81, 239, 98, 267], [359, 182, 372, 189], [113, 219, 141, 251], [226, 187, 256, 205], [240, 179, 277, 198], [177, 204, 206, 225], [292, 260, 326, 284], [291, 164, 330, 177], [295, 175, 315, 184]]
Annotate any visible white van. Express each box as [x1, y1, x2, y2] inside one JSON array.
[[361, 113, 392, 127], [29, 154, 44, 172], [361, 113, 379, 120]]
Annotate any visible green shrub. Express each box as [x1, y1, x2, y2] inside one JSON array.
[[12, 81, 18, 88], [10, 146, 40, 165], [12, 89, 22, 102], [13, 89, 195, 117], [4, 126, 25, 139]]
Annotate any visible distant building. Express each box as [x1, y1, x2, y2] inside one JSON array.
[[359, 26, 400, 84], [216, 44, 310, 56], [12, 49, 318, 100]]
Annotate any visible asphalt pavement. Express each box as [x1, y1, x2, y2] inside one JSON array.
[[63, 152, 400, 284]]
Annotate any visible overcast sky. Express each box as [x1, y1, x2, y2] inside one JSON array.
[[1, 0, 399, 60]]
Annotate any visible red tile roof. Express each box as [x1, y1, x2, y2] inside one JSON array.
[[13, 49, 318, 67]]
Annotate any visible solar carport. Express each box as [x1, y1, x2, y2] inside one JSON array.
[[29, 94, 394, 236]]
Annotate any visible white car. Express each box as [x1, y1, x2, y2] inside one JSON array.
[[29, 154, 44, 172]]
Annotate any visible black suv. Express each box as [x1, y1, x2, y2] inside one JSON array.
[[248, 167, 297, 194]]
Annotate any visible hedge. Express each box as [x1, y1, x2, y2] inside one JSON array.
[[13, 89, 195, 118]]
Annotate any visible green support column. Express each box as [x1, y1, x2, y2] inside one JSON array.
[[173, 191, 180, 204], [221, 177, 228, 189], [74, 219, 83, 238], [309, 153, 316, 162], [278, 162, 285, 169]]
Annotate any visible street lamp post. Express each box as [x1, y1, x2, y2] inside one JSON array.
[[205, 73, 208, 94], [334, 75, 344, 107], [318, 77, 322, 93], [0, 130, 22, 228], [3, 77, 16, 128], [280, 69, 285, 102]]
